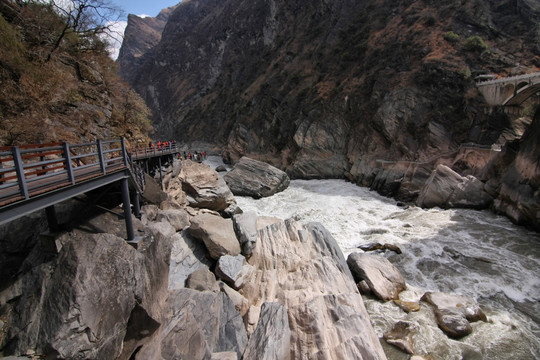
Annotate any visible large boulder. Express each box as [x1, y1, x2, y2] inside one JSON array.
[[135, 288, 247, 360], [1, 229, 170, 359], [416, 164, 493, 209], [241, 219, 387, 359], [347, 253, 406, 302], [179, 160, 236, 212], [243, 302, 291, 360], [421, 291, 487, 338], [223, 157, 290, 198], [189, 213, 241, 260], [232, 211, 258, 257], [168, 231, 213, 290]]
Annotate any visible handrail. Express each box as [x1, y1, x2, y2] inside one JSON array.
[[0, 138, 179, 209], [475, 71, 540, 85]]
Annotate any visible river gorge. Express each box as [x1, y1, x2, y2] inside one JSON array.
[[232, 175, 540, 359]]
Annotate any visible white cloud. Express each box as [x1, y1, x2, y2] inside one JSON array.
[[102, 20, 127, 60]]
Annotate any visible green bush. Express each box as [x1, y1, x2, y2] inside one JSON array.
[[443, 31, 459, 43], [457, 67, 471, 79], [464, 36, 489, 52]]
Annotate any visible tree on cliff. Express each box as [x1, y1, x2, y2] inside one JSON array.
[[0, 0, 151, 146]]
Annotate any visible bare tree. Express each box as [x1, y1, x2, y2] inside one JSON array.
[[45, 0, 124, 61]]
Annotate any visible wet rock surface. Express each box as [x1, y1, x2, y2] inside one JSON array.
[[347, 253, 407, 301]]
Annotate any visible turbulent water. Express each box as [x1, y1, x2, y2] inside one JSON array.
[[229, 176, 540, 359]]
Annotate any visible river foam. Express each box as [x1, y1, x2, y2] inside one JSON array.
[[235, 178, 540, 359]]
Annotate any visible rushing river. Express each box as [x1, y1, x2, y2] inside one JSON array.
[[227, 175, 540, 359]]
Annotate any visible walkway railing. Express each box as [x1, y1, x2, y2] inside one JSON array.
[[130, 143, 178, 160], [0, 139, 132, 207]]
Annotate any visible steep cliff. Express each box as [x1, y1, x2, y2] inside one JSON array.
[[118, 0, 540, 226], [0, 1, 152, 146]]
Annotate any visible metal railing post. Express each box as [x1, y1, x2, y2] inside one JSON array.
[[63, 142, 75, 185], [121, 137, 128, 167], [12, 146, 29, 199], [97, 139, 106, 174]]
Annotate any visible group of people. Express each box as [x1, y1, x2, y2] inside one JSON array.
[[147, 140, 207, 162], [181, 151, 207, 162], [148, 140, 176, 150]]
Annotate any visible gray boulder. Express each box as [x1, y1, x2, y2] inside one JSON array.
[[142, 173, 168, 204], [421, 291, 487, 338], [189, 213, 241, 260], [232, 211, 258, 257], [215, 293, 248, 358], [155, 208, 190, 231], [168, 232, 213, 290], [347, 253, 406, 301], [243, 302, 291, 360], [179, 160, 236, 212], [215, 254, 254, 290], [383, 321, 417, 354], [417, 164, 493, 209], [223, 157, 290, 198], [186, 267, 219, 292]]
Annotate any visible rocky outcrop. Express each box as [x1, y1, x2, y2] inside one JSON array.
[[232, 211, 258, 257], [189, 213, 241, 260], [179, 160, 237, 213], [347, 253, 406, 302], [223, 157, 290, 198], [485, 114, 540, 230], [383, 321, 417, 355], [243, 302, 291, 360], [242, 219, 387, 359], [421, 291, 487, 338], [417, 164, 493, 209], [117, 6, 178, 84]]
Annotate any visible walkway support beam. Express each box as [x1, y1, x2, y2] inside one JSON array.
[[120, 177, 134, 241]]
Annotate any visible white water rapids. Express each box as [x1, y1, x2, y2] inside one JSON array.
[[207, 157, 539, 359]]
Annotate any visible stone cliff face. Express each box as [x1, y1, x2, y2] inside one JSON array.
[[118, 0, 540, 227], [117, 6, 177, 85]]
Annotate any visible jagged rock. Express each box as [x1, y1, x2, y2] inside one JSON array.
[[142, 173, 168, 204], [189, 213, 241, 260], [155, 208, 190, 231], [168, 232, 213, 290], [218, 282, 249, 316], [347, 253, 406, 301], [6, 232, 165, 359], [242, 219, 386, 359], [215, 165, 227, 172], [359, 242, 402, 254], [141, 204, 159, 223], [136, 288, 220, 360], [417, 164, 493, 209], [232, 212, 258, 257], [186, 267, 219, 292], [383, 321, 417, 354], [215, 254, 254, 290], [421, 291, 487, 338], [215, 293, 248, 357], [178, 160, 236, 212], [244, 305, 261, 336], [223, 157, 290, 199], [147, 220, 176, 239], [243, 302, 291, 360], [135, 288, 246, 360]]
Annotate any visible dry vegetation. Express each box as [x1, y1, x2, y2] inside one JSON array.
[[0, 0, 152, 147]]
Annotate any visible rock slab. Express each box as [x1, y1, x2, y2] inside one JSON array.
[[347, 253, 406, 301], [223, 157, 290, 198]]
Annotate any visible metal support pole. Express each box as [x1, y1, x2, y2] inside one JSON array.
[[13, 146, 29, 199], [120, 178, 134, 241], [121, 137, 128, 167], [45, 205, 60, 232]]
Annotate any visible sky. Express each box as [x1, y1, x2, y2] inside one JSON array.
[[104, 0, 181, 59]]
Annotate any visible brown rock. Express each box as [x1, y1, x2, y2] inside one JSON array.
[[347, 253, 406, 301], [383, 321, 417, 354], [189, 213, 241, 260]]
